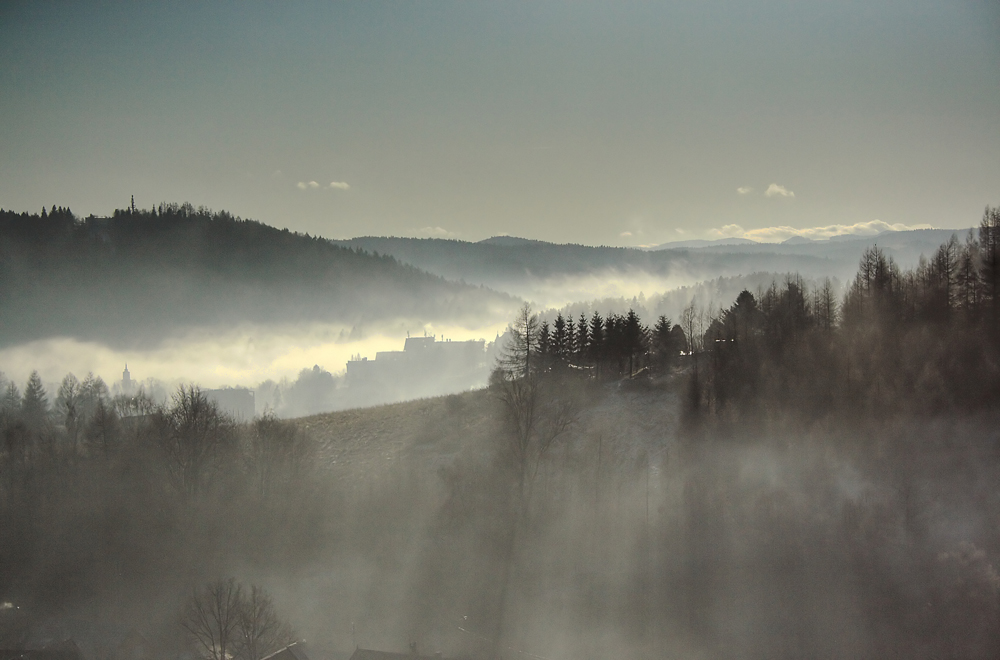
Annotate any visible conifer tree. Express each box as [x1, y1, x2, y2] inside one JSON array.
[[1, 381, 20, 417], [576, 313, 589, 364], [21, 371, 48, 430]]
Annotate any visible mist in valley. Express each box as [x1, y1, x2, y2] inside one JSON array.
[[1, 207, 999, 659], [3, 2, 1000, 658]]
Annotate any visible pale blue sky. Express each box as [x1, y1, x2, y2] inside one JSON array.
[[1, 1, 998, 244]]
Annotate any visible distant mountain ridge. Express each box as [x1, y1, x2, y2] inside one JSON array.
[[477, 235, 552, 247], [647, 237, 759, 249], [333, 228, 974, 300], [647, 228, 967, 250]]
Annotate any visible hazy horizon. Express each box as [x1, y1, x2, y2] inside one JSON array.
[[3, 5, 1000, 659], [2, 2, 997, 247]]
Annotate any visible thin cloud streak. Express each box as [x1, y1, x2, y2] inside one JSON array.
[[297, 180, 350, 191], [709, 219, 935, 243]]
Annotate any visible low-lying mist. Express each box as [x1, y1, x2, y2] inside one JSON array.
[[0, 320, 509, 393]]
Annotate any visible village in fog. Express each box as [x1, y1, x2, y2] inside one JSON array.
[[2, 2, 999, 660]]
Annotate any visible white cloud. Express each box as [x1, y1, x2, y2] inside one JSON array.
[[708, 224, 746, 238], [765, 183, 795, 198], [299, 180, 349, 191], [620, 231, 633, 237], [708, 219, 934, 243], [415, 226, 458, 238], [737, 186, 753, 195]]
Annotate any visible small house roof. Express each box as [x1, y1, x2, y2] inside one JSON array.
[[261, 642, 312, 660], [349, 649, 449, 660]]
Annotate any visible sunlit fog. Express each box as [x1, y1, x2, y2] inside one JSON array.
[[2, 3, 999, 660]]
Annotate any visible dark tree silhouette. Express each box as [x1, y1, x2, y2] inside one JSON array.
[[20, 370, 48, 432]]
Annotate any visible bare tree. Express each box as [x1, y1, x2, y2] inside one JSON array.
[[497, 303, 540, 379], [244, 413, 313, 503], [489, 307, 577, 658], [55, 373, 82, 453], [681, 299, 699, 354], [112, 390, 158, 449], [236, 584, 295, 660], [159, 386, 234, 497], [490, 368, 576, 516], [84, 398, 120, 458], [183, 578, 243, 660]]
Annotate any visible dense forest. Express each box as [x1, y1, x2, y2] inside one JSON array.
[[0, 203, 515, 348], [1, 207, 999, 660], [694, 206, 1000, 419], [520, 206, 1000, 418]]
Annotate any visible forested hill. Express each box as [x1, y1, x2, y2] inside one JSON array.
[[333, 229, 966, 294], [0, 204, 516, 348]]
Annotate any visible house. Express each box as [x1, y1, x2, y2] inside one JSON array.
[[345, 335, 489, 406], [204, 387, 256, 420]]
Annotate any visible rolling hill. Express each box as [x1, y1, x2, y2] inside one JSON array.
[[0, 204, 517, 349]]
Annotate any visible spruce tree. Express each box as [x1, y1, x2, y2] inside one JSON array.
[[21, 370, 48, 430]]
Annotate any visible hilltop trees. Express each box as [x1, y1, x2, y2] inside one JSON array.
[[491, 305, 576, 511], [651, 315, 685, 371], [501, 207, 1000, 420], [981, 205, 1000, 321], [689, 214, 1000, 418], [525, 307, 682, 380]]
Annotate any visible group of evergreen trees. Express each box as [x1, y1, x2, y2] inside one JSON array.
[[533, 310, 687, 379], [697, 206, 1000, 418]]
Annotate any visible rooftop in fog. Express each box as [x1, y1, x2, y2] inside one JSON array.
[[348, 648, 454, 660]]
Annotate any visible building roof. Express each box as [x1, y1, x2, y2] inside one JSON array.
[[261, 642, 311, 660], [348, 649, 448, 660]]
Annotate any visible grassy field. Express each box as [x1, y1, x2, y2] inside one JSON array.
[[293, 377, 684, 490]]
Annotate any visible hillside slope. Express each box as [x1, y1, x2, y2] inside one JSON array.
[[295, 380, 682, 486], [0, 204, 516, 349]]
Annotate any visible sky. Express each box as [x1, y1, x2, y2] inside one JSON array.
[[1, 1, 998, 246]]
